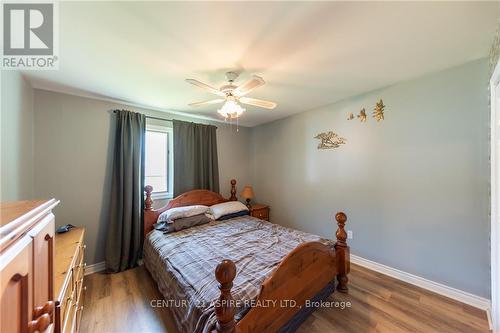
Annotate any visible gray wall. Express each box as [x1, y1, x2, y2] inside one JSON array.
[[4, 58, 490, 298], [1, 71, 35, 201], [250, 59, 490, 298], [33, 90, 252, 265]]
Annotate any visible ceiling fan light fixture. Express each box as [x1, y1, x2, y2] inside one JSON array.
[[186, 72, 276, 120], [217, 100, 246, 119]]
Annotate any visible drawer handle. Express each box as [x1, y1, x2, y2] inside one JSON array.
[[83, 244, 86, 249], [33, 301, 54, 318], [83, 286, 87, 291], [28, 313, 50, 333]]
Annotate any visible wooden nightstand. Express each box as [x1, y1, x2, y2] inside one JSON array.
[[249, 204, 270, 221]]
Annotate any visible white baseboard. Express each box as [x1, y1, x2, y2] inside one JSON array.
[[84, 261, 106, 276], [350, 254, 491, 311]]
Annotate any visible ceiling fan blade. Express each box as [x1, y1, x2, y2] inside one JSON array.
[[189, 98, 225, 107], [185, 79, 225, 97], [239, 97, 277, 109], [233, 75, 265, 96]]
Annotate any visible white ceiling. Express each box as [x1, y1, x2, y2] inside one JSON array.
[[24, 1, 499, 127]]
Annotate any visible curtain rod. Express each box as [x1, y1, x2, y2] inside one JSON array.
[[146, 115, 173, 122], [112, 110, 218, 128], [112, 110, 172, 122]]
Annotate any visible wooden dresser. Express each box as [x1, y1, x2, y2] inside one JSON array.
[[0, 199, 59, 333], [54, 228, 86, 333]]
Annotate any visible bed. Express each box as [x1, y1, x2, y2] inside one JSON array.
[[143, 179, 350, 333]]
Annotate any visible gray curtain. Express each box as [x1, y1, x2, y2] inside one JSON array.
[[173, 120, 219, 196], [105, 110, 145, 273]]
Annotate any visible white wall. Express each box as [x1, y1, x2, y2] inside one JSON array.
[[1, 71, 35, 201], [250, 59, 490, 297], [33, 90, 252, 265]]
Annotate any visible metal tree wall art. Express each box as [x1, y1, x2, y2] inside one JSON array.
[[314, 131, 347, 149], [373, 99, 385, 121]]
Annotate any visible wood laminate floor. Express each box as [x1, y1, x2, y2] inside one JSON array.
[[80, 264, 490, 333]]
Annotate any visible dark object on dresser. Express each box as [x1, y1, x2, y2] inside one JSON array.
[[56, 224, 76, 234]]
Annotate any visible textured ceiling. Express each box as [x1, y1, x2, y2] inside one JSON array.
[[23, 1, 499, 126]]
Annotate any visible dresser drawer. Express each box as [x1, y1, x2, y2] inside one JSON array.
[[62, 287, 77, 333], [58, 271, 73, 327], [54, 228, 85, 333], [75, 274, 84, 306], [75, 302, 84, 333], [72, 245, 85, 285], [74, 278, 85, 332]]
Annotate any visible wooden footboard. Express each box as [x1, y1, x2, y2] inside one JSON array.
[[212, 212, 350, 333]]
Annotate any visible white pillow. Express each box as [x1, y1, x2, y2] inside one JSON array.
[[208, 201, 249, 220], [158, 205, 210, 223]]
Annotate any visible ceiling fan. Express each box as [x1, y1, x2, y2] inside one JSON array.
[[186, 72, 277, 119]]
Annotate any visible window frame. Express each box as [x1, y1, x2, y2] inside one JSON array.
[[145, 123, 174, 200]]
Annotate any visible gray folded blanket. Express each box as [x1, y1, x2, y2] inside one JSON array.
[[153, 214, 212, 233]]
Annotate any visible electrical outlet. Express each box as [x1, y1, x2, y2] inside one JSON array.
[[347, 230, 353, 239]]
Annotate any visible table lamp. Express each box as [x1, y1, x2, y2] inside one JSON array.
[[240, 186, 255, 208]]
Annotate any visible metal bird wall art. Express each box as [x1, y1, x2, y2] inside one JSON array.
[[347, 99, 387, 123], [357, 108, 367, 122]]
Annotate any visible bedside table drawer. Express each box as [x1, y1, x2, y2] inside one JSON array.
[[251, 209, 269, 221]]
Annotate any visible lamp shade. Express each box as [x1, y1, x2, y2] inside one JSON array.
[[217, 100, 246, 119], [240, 186, 255, 200]]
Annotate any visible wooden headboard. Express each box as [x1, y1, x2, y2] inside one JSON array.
[[143, 179, 238, 237]]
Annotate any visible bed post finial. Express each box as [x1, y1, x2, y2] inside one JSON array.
[[334, 212, 350, 292], [145, 185, 153, 211], [214, 259, 236, 333], [335, 212, 347, 245], [229, 179, 237, 201]]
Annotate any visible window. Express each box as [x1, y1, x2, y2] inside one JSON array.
[[145, 123, 173, 199]]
